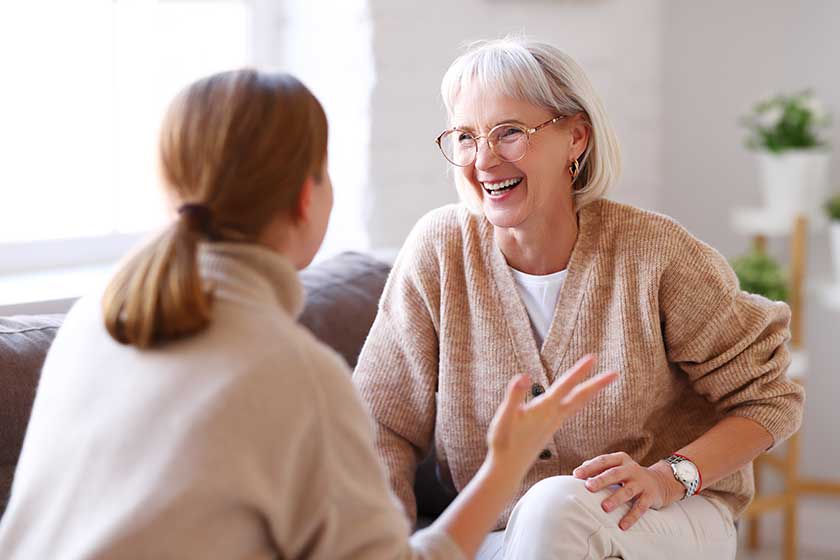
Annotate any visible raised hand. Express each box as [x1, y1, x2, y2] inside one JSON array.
[[487, 355, 618, 478]]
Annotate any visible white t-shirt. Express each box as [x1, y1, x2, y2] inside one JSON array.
[[509, 266, 568, 347]]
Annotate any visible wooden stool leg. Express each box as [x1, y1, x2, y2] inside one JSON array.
[[784, 500, 798, 560], [782, 216, 805, 560]]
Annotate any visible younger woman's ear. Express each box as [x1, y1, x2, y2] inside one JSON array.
[[292, 176, 316, 223]]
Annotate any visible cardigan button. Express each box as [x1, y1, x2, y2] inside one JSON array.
[[539, 449, 552, 460], [531, 383, 545, 397]]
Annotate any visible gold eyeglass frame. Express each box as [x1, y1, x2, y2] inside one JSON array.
[[435, 115, 566, 167]]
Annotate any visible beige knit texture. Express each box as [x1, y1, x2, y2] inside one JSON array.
[[353, 199, 805, 531]]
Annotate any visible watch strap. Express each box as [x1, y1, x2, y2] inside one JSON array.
[[665, 453, 702, 498]]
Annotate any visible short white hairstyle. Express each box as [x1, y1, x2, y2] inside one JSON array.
[[441, 36, 621, 211]]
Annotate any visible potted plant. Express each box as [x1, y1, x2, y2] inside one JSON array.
[[741, 90, 831, 222], [827, 193, 840, 285], [731, 248, 789, 302]]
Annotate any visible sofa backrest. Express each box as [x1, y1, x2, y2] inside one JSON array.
[[0, 315, 64, 515], [298, 251, 390, 369]]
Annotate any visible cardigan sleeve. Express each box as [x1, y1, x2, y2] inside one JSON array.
[[353, 221, 442, 526], [658, 225, 805, 449]]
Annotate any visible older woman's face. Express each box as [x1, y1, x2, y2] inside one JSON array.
[[450, 89, 576, 228]]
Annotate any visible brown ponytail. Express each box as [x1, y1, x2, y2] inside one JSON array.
[[102, 70, 328, 348]]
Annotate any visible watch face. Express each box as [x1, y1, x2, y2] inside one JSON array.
[[675, 461, 698, 482]]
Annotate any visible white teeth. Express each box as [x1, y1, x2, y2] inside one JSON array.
[[483, 178, 522, 191]]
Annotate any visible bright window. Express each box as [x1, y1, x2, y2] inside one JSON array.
[[278, 0, 374, 261], [0, 1, 251, 271], [0, 0, 375, 283]]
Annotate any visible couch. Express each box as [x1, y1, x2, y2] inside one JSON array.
[[0, 251, 452, 523]]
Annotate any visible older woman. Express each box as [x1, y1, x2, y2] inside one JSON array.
[[354, 38, 804, 559]]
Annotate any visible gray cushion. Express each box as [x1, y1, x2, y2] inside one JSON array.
[[0, 315, 64, 515], [299, 251, 390, 369]]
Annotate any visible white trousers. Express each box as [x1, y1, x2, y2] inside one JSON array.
[[476, 476, 737, 560]]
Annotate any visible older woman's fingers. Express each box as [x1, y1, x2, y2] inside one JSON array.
[[619, 496, 652, 531], [573, 451, 630, 479], [583, 465, 630, 493], [601, 481, 640, 512]]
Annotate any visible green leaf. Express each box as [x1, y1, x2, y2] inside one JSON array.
[[826, 193, 840, 221], [731, 249, 789, 302], [740, 89, 831, 151]]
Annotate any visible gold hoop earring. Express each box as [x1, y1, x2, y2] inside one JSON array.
[[568, 158, 580, 182]]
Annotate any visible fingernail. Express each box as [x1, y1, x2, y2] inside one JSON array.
[[603, 503, 611, 512], [619, 522, 627, 531]]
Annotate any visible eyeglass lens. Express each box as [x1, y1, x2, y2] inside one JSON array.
[[439, 125, 528, 166]]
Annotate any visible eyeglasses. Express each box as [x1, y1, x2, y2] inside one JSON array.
[[435, 115, 565, 167]]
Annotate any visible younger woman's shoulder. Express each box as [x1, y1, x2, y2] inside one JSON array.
[[224, 317, 355, 411]]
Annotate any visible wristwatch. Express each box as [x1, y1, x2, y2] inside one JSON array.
[[664, 453, 701, 499]]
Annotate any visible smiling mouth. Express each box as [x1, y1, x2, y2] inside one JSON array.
[[482, 177, 523, 195]]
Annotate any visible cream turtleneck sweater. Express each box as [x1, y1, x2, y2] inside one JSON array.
[[0, 243, 463, 560]]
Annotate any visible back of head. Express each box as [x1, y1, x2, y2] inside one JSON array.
[[440, 36, 621, 210], [102, 69, 328, 349]]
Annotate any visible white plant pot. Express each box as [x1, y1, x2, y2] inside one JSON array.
[[756, 149, 831, 222], [831, 222, 840, 285]]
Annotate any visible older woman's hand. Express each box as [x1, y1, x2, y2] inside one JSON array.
[[572, 452, 686, 530]]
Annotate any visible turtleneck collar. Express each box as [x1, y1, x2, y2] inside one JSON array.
[[198, 242, 305, 319]]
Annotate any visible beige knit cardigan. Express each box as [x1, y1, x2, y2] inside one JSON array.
[[354, 199, 805, 531]]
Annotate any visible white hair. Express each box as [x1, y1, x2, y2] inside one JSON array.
[[441, 36, 621, 211]]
